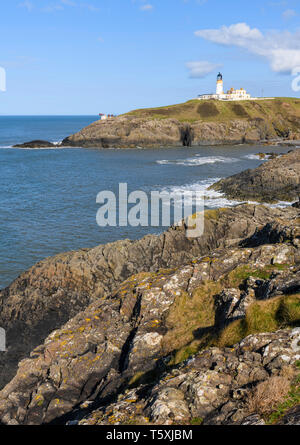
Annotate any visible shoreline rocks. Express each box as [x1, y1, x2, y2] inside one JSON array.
[[1, 204, 293, 390], [13, 140, 58, 149], [60, 98, 300, 148], [12, 98, 300, 149], [61, 116, 295, 149], [210, 148, 300, 203], [0, 204, 299, 424]]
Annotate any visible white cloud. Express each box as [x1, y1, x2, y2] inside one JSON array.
[[195, 22, 300, 74], [18, 1, 34, 11], [140, 4, 153, 11], [282, 9, 297, 20], [195, 23, 263, 46], [61, 0, 76, 6], [186, 61, 221, 78], [81, 3, 100, 12], [42, 3, 64, 13]]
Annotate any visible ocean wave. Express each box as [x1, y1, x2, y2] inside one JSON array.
[[244, 153, 278, 161], [158, 178, 242, 209], [157, 156, 239, 166], [244, 154, 264, 161]]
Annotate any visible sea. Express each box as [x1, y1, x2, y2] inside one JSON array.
[[0, 116, 294, 289]]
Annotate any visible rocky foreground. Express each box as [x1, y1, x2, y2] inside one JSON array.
[[211, 148, 300, 203], [0, 202, 300, 425]]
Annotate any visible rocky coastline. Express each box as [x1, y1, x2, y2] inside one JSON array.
[[0, 149, 300, 425], [13, 98, 300, 149], [210, 148, 300, 203]]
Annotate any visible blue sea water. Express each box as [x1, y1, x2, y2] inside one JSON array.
[[0, 116, 293, 288], [0, 115, 97, 147]]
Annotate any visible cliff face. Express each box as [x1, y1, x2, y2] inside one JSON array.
[[62, 99, 300, 148], [0, 204, 300, 425], [211, 148, 300, 203], [62, 116, 273, 148]]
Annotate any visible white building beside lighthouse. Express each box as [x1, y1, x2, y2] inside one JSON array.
[[198, 72, 252, 101]]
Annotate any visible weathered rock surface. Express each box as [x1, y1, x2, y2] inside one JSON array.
[[210, 149, 300, 203], [62, 117, 186, 148], [13, 140, 58, 149], [0, 211, 300, 424], [61, 116, 284, 148], [77, 328, 300, 426], [0, 204, 298, 390]]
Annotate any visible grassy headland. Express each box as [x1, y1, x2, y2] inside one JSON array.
[[124, 97, 300, 125]]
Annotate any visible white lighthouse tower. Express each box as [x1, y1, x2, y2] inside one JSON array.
[[216, 72, 224, 96]]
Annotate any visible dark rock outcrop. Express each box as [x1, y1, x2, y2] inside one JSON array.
[[13, 140, 58, 149], [210, 149, 300, 203]]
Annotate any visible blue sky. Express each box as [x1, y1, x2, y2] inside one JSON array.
[[1, 0, 300, 115]]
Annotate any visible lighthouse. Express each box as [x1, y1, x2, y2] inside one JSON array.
[[216, 72, 224, 95], [198, 72, 267, 101]]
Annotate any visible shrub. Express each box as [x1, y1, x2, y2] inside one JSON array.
[[247, 377, 291, 416]]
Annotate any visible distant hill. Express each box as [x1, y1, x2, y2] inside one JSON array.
[[61, 97, 300, 148]]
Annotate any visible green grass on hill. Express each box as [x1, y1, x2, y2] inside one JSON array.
[[123, 97, 300, 124], [170, 292, 300, 365]]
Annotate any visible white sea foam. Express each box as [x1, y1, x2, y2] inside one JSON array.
[[157, 156, 239, 166], [244, 154, 270, 161], [244, 153, 284, 161], [159, 178, 243, 209], [52, 140, 63, 146], [269, 201, 293, 208]]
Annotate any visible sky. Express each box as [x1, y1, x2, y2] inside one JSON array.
[[1, 0, 300, 115]]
